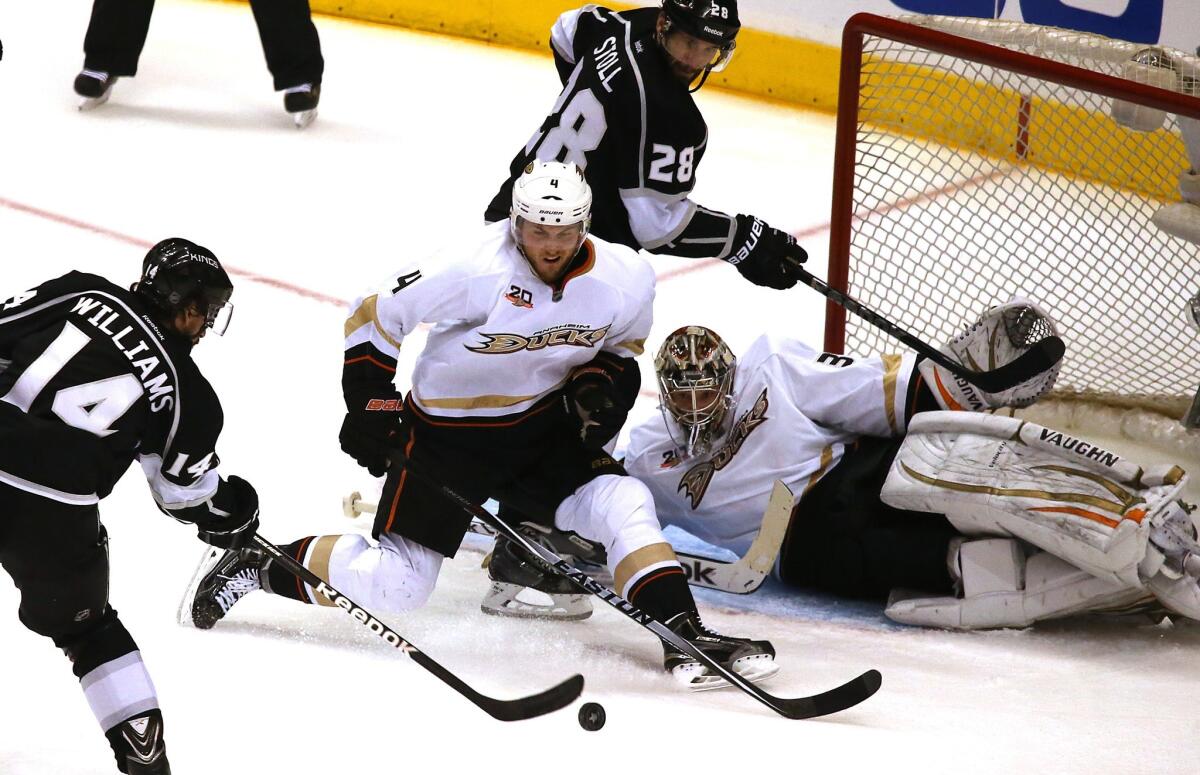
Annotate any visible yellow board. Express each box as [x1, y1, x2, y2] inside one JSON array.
[[278, 0, 842, 112], [216, 0, 1186, 198]]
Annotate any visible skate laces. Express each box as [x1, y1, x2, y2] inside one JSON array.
[[214, 568, 260, 612]]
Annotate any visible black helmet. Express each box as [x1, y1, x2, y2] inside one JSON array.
[[661, 0, 740, 49], [136, 238, 234, 334]]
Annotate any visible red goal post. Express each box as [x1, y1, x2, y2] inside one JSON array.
[[824, 14, 1200, 430]]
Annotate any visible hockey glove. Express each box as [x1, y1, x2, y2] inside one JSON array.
[[339, 397, 403, 477], [724, 215, 805, 290], [196, 475, 260, 550], [564, 370, 627, 449]]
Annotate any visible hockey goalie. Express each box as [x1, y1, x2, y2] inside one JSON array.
[[624, 298, 1200, 629]]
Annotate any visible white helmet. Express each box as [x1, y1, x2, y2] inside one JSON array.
[[510, 160, 593, 257]]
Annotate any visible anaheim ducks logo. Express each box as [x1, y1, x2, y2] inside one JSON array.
[[466, 324, 611, 354], [678, 388, 769, 508]]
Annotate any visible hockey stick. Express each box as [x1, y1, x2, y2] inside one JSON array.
[[250, 534, 584, 722], [388, 451, 881, 720], [342, 479, 795, 595], [783, 256, 1064, 394]]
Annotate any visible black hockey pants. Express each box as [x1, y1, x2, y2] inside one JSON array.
[[82, 0, 324, 90], [0, 482, 114, 649], [779, 435, 958, 600]]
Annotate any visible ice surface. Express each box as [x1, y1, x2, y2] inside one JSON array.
[[2, 3, 1199, 773]]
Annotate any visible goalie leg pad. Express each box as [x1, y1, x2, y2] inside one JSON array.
[[881, 411, 1187, 587], [1140, 500, 1200, 621], [885, 538, 1146, 629]]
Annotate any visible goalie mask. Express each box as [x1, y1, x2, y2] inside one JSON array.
[[655, 325, 737, 456]]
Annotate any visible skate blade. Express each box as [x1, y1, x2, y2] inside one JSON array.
[[77, 90, 111, 111], [480, 583, 593, 621], [176, 546, 224, 627], [291, 108, 317, 128], [672, 653, 780, 692]]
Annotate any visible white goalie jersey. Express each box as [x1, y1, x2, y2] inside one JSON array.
[[624, 334, 918, 556]]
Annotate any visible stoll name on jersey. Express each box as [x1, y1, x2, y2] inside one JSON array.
[[593, 36, 622, 93], [71, 296, 176, 412]]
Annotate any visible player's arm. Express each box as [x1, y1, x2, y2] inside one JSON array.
[[550, 5, 611, 82], [624, 191, 806, 290], [340, 257, 485, 474], [760, 337, 919, 438], [564, 258, 654, 448], [0, 271, 96, 364], [140, 395, 259, 550]]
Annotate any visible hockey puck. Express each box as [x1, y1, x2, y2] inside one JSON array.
[[578, 702, 606, 731]]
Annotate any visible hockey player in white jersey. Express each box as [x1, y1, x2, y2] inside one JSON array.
[[183, 161, 778, 688], [624, 307, 1200, 629]]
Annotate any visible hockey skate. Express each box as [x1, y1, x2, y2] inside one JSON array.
[[178, 545, 267, 630], [74, 69, 117, 111], [105, 709, 170, 774], [283, 83, 319, 128], [662, 611, 778, 691], [480, 525, 603, 621]]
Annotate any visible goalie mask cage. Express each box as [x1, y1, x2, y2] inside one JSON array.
[[825, 14, 1200, 444]]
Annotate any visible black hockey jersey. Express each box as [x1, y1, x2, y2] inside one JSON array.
[[485, 5, 739, 259], [0, 272, 225, 514]]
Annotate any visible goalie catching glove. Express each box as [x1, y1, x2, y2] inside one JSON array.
[[917, 297, 1063, 411], [879, 411, 1200, 628]]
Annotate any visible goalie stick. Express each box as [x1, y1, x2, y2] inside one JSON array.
[[388, 450, 882, 720], [250, 534, 584, 722], [783, 256, 1065, 394], [341, 479, 796, 595]]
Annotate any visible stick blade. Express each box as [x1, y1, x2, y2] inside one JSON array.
[[969, 335, 1064, 393], [775, 669, 882, 720], [476, 674, 585, 722]]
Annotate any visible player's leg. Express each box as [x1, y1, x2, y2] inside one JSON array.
[[543, 441, 778, 688], [76, 0, 156, 107], [881, 411, 1197, 627], [778, 435, 959, 600], [0, 485, 170, 773], [184, 413, 480, 627], [481, 495, 604, 621], [246, 0, 324, 125]]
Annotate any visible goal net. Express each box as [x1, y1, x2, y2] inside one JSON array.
[[825, 14, 1200, 458]]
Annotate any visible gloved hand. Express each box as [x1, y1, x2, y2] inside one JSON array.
[[724, 214, 806, 290], [196, 475, 260, 550], [564, 371, 627, 449], [339, 397, 403, 477]]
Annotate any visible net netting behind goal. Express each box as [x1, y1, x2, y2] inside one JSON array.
[[824, 14, 1200, 453]]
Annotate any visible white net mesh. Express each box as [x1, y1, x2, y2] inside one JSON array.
[[833, 15, 1200, 425]]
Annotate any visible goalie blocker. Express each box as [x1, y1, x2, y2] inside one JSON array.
[[880, 411, 1200, 629]]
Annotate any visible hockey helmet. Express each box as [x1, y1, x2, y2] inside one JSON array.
[[655, 325, 737, 456], [659, 0, 740, 85], [510, 160, 593, 260], [137, 238, 234, 335]]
